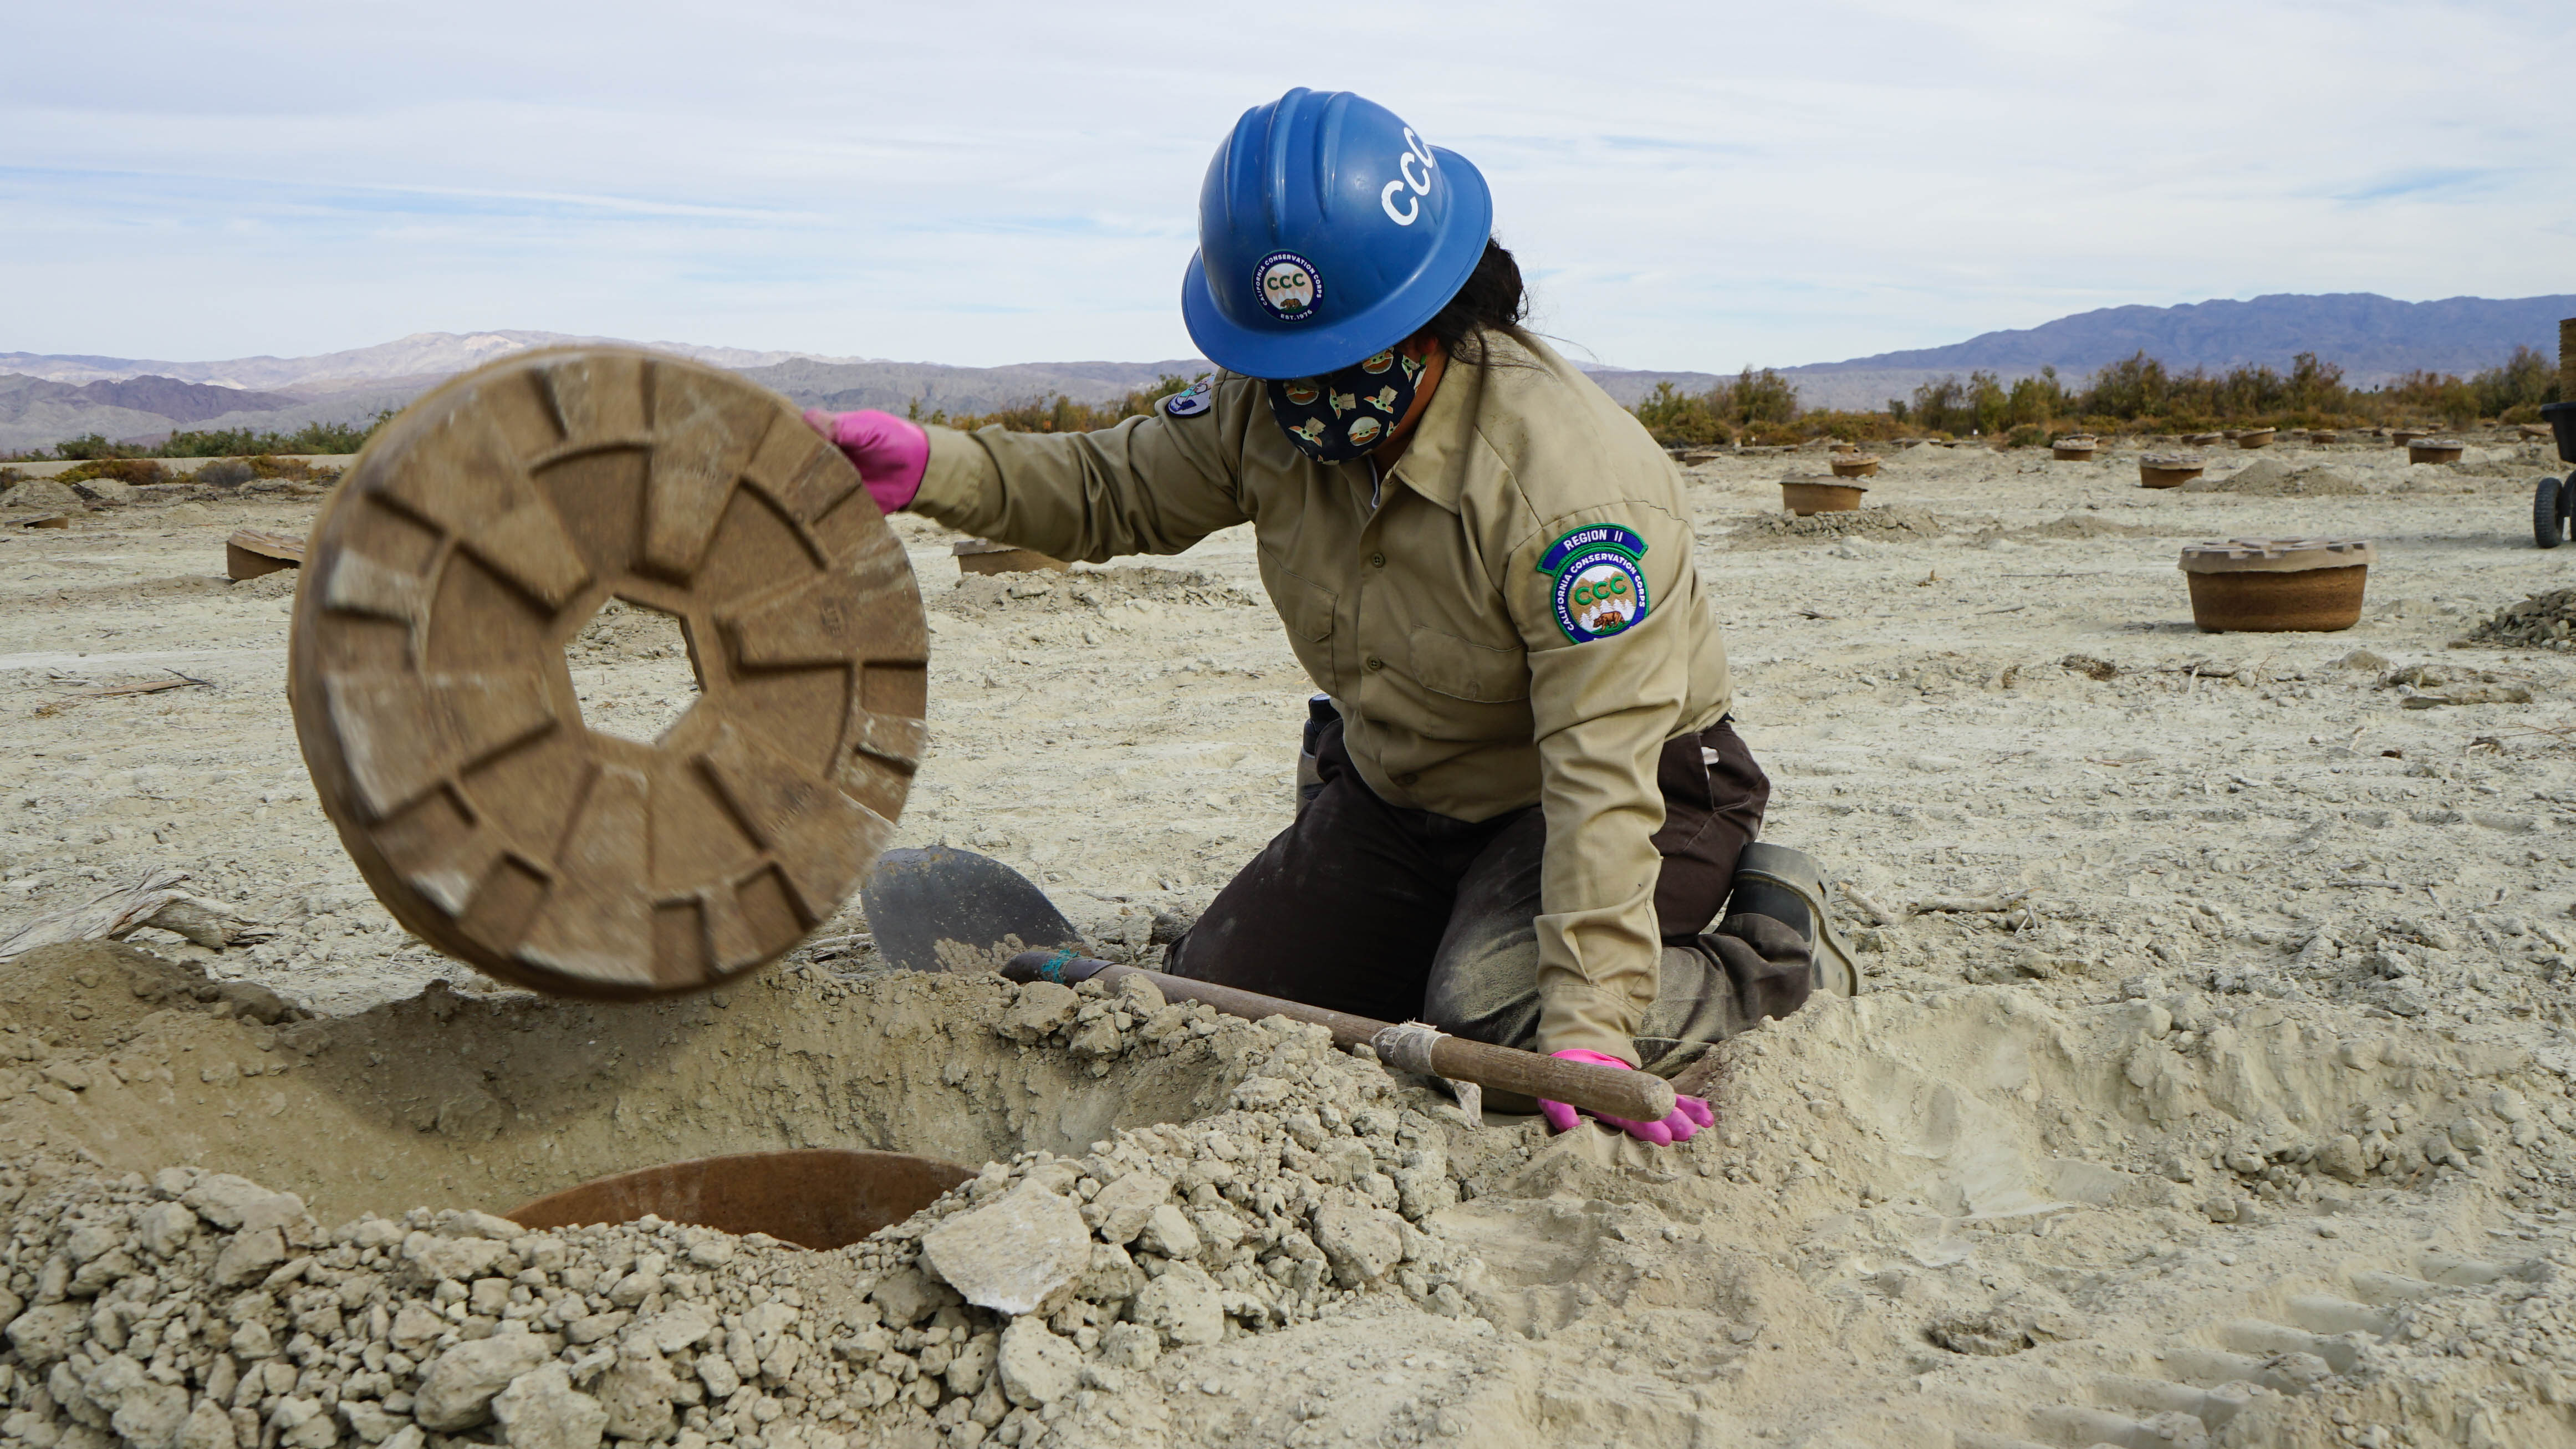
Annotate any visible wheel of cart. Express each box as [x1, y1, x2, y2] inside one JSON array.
[[2543, 402, 2576, 549]]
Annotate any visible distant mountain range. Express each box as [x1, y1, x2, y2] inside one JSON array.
[[0, 331, 1204, 454], [6, 294, 2568, 452], [1590, 292, 2576, 411]]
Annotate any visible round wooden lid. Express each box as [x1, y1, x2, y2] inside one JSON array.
[[288, 346, 927, 998], [2177, 538, 2375, 574]]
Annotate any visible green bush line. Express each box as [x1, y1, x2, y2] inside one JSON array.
[[904, 374, 1209, 434], [1633, 347, 2565, 446], [4, 410, 399, 462]]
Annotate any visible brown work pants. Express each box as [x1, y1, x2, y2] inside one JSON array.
[[1167, 715, 1770, 1075]]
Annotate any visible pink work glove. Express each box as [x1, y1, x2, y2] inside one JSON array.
[[1540, 1049, 1714, 1146], [803, 409, 929, 515]]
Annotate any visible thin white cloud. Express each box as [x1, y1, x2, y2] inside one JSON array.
[[4, 0, 2570, 370]]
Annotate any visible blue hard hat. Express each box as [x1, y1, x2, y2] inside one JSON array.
[[1181, 88, 1493, 380]]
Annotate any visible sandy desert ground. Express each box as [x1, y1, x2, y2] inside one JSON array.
[[6, 430, 2576, 1449]]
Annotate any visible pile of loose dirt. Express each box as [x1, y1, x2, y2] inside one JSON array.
[[2183, 460, 2367, 497], [1729, 504, 1945, 545], [2460, 589, 2576, 651], [936, 567, 1261, 618], [0, 941, 1508, 1449], [2003, 513, 2161, 541], [13, 931, 2576, 1447], [564, 598, 696, 666]]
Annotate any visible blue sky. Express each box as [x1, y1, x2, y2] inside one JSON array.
[[7, 0, 2573, 371]]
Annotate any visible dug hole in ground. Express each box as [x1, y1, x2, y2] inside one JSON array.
[[7, 432, 2576, 1447]]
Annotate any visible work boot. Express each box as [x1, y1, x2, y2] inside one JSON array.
[[1719, 841, 1861, 999]]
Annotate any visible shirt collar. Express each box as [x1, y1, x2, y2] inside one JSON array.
[[1381, 349, 1481, 514]]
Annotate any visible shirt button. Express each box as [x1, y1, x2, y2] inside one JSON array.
[[1369, 552, 1386, 568], [1364, 656, 1385, 672], [1394, 772, 1419, 787]]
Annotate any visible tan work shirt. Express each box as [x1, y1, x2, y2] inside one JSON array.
[[911, 330, 1733, 1063]]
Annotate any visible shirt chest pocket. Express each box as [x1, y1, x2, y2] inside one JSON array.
[[1406, 627, 1529, 703], [1268, 564, 1338, 644]]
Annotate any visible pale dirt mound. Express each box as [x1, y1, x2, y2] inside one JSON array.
[[1728, 504, 1946, 545], [936, 567, 1262, 617], [2002, 513, 2161, 541], [565, 598, 698, 666], [8, 937, 2576, 1448], [2183, 460, 2368, 497], [227, 569, 302, 602]]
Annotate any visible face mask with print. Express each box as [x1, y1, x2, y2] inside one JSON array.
[[1263, 347, 1425, 463]]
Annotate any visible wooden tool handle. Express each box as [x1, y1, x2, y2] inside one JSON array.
[[1002, 951, 1677, 1125]]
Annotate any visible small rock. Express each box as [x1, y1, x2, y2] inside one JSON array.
[[594, 1340, 679, 1442], [341, 1401, 400, 1444], [637, 1302, 717, 1354], [1134, 1204, 1200, 1261], [415, 1333, 557, 1430], [921, 1187, 1091, 1316], [491, 1362, 608, 1449], [995, 1319, 1080, 1408], [139, 1201, 198, 1258], [997, 983, 1079, 1043], [1928, 1312, 2030, 1357], [1310, 1205, 1405, 1287], [868, 1266, 955, 1328], [1085, 1173, 1171, 1246], [1097, 1322, 1160, 1371], [1232, 1077, 1294, 1110], [177, 1398, 239, 1449], [183, 1175, 306, 1233], [943, 1333, 996, 1397], [1130, 1263, 1223, 1346], [214, 1227, 288, 1287], [2318, 1134, 2370, 1182], [403, 1232, 509, 1283]]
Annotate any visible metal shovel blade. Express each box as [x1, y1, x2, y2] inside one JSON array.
[[860, 845, 1084, 974], [502, 1149, 974, 1250]]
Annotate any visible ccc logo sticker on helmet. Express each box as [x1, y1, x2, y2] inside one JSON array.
[[1253, 251, 1322, 323], [1381, 128, 1439, 226]]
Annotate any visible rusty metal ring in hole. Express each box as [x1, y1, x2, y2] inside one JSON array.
[[288, 346, 927, 997]]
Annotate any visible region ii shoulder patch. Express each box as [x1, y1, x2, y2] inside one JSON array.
[[1535, 525, 1650, 644]]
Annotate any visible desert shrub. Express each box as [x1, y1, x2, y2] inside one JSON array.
[[1634, 382, 1733, 445], [2471, 346, 2559, 418], [1908, 373, 2014, 435], [158, 410, 395, 458], [57, 457, 170, 487], [2006, 424, 2046, 449], [34, 433, 142, 461], [1630, 368, 1801, 443], [910, 374, 1208, 434], [14, 409, 397, 462], [196, 460, 254, 487]]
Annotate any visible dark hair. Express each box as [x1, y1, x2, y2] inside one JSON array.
[[1417, 238, 1529, 365]]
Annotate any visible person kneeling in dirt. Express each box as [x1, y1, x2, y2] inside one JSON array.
[[807, 88, 1850, 1144]]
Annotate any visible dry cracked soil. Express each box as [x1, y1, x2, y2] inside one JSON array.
[[6, 432, 2576, 1448]]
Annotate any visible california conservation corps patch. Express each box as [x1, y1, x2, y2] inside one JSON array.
[[1253, 251, 1322, 323], [1162, 382, 1213, 418], [1536, 525, 1650, 644]]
